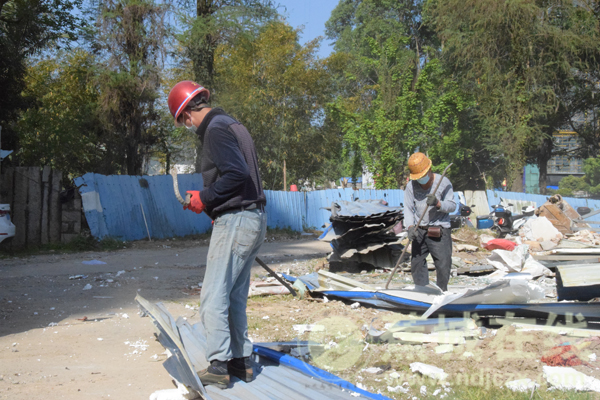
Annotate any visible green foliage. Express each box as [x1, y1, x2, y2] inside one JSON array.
[[557, 175, 589, 196], [178, 0, 277, 88], [16, 50, 111, 178], [428, 0, 600, 191], [0, 0, 85, 154], [558, 156, 600, 196], [215, 21, 338, 189], [94, 0, 170, 175], [583, 156, 600, 186], [326, 0, 471, 189]]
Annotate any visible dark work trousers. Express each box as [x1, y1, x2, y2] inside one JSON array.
[[410, 227, 452, 291]]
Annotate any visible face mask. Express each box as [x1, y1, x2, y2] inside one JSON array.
[[417, 174, 430, 185], [186, 123, 197, 133]]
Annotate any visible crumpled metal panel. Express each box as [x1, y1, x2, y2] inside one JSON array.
[[136, 294, 388, 400], [325, 199, 403, 219]]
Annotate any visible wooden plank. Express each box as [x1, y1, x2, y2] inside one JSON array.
[[0, 167, 14, 205], [512, 323, 600, 338], [27, 167, 42, 246], [49, 170, 62, 243], [12, 167, 28, 248], [532, 255, 600, 262], [41, 166, 51, 245], [317, 270, 373, 290], [392, 331, 468, 344]]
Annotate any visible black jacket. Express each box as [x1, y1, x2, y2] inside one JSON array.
[[196, 108, 266, 219]]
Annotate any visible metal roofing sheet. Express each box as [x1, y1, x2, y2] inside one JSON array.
[[136, 294, 390, 400], [557, 264, 600, 287]]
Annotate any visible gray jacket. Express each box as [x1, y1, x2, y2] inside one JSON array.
[[403, 174, 456, 229]]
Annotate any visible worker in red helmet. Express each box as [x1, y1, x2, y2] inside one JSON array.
[[168, 80, 267, 389]]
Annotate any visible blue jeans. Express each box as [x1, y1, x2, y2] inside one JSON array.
[[200, 209, 267, 362]]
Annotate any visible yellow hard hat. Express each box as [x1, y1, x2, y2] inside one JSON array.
[[408, 152, 432, 180]]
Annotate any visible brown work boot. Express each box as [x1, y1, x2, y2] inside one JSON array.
[[198, 360, 230, 389], [227, 357, 253, 382]]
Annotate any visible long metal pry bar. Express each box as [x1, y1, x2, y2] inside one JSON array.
[[170, 168, 297, 297]]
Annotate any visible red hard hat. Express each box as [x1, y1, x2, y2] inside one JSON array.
[[167, 81, 210, 125]]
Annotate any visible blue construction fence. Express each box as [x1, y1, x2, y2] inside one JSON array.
[[75, 173, 600, 241]]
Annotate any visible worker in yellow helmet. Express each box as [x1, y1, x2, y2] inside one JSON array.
[[404, 152, 456, 291]]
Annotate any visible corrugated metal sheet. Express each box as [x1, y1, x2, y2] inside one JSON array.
[[76, 172, 600, 240], [136, 294, 388, 400], [75, 173, 213, 240]]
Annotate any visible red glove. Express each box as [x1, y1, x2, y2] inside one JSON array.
[[183, 191, 205, 214]]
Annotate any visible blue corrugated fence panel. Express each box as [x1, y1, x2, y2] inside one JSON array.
[[76, 173, 212, 240]]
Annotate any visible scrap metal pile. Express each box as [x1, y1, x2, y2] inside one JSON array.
[[319, 200, 404, 271]]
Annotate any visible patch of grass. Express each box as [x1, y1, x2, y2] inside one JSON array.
[[435, 384, 596, 400], [0, 233, 127, 257], [266, 227, 301, 240]]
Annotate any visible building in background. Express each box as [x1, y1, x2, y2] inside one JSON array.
[[547, 130, 584, 187], [523, 131, 584, 194]]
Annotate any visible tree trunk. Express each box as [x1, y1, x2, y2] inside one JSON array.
[[537, 135, 553, 195], [283, 159, 287, 191]]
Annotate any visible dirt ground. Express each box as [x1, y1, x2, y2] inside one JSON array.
[[1, 234, 600, 400]]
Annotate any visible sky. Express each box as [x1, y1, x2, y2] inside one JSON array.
[[275, 0, 340, 59]]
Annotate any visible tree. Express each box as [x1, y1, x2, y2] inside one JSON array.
[[0, 0, 83, 155], [173, 0, 277, 173], [326, 0, 469, 189], [93, 0, 170, 175], [181, 0, 276, 87], [558, 156, 600, 197], [214, 21, 338, 189], [16, 50, 114, 177], [428, 0, 600, 193]]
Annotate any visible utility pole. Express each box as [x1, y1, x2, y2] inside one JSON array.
[[283, 159, 287, 191]]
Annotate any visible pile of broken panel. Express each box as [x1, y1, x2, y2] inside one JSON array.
[[320, 199, 404, 271]]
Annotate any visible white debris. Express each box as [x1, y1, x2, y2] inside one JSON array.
[[387, 385, 410, 393], [350, 302, 361, 309], [362, 367, 383, 374], [97, 338, 103, 341], [522, 217, 561, 242], [505, 378, 539, 392], [389, 372, 401, 379], [323, 296, 329, 303], [82, 284, 92, 290], [433, 388, 441, 396], [435, 344, 454, 354], [121, 313, 129, 319], [420, 385, 427, 395], [543, 366, 600, 392], [262, 316, 269, 320], [590, 353, 597, 362], [116, 270, 126, 277], [48, 322, 58, 327], [355, 382, 367, 390], [149, 381, 200, 400], [462, 352, 474, 358], [293, 324, 324, 334], [127, 340, 149, 352], [410, 362, 448, 381], [350, 393, 360, 397]]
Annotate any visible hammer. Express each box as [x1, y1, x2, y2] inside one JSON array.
[[170, 168, 297, 297]]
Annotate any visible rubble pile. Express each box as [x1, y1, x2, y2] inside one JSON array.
[[320, 199, 404, 271]]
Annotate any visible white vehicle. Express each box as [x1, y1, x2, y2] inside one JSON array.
[[0, 204, 15, 243]]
